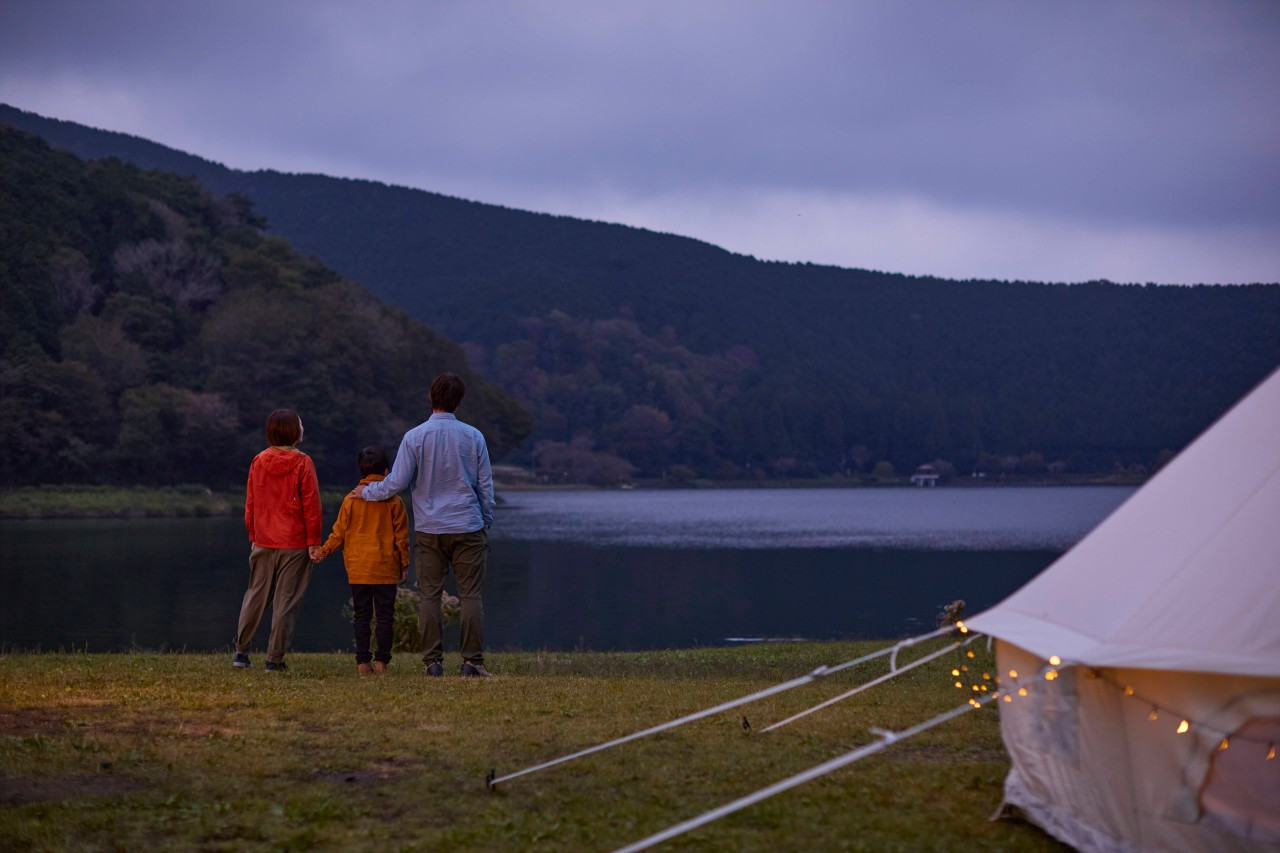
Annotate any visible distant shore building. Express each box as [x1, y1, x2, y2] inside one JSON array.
[[910, 464, 940, 487]]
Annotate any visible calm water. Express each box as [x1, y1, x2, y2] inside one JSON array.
[[0, 487, 1131, 654]]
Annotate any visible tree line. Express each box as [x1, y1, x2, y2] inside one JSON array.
[[0, 127, 527, 488]]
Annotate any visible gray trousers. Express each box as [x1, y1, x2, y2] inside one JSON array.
[[416, 529, 487, 665], [235, 545, 313, 663]]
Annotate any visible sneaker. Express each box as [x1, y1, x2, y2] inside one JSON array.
[[264, 660, 289, 673], [357, 662, 373, 675], [460, 662, 492, 678], [373, 661, 388, 674], [232, 652, 251, 669], [424, 661, 444, 677]]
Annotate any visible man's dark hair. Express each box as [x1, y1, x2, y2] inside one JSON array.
[[357, 445, 390, 477], [430, 372, 466, 412], [264, 409, 302, 446]]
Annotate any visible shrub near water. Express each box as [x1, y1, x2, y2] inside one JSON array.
[[341, 587, 460, 653], [0, 643, 1068, 851]]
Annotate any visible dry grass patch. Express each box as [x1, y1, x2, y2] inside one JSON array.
[[0, 644, 1068, 851]]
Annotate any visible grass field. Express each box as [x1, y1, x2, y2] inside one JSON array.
[[0, 642, 1067, 851]]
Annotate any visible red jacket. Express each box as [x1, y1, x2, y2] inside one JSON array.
[[245, 447, 323, 550]]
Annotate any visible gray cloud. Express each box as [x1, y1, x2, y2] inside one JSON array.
[[2, 0, 1277, 282]]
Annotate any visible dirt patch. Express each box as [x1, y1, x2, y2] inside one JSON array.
[[315, 756, 419, 786], [0, 774, 144, 806], [0, 709, 68, 737]]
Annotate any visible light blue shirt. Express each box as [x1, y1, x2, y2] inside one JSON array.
[[361, 413, 494, 534]]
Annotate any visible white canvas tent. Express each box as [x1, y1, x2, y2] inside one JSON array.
[[969, 368, 1280, 852]]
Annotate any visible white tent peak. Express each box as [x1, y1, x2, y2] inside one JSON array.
[[969, 367, 1280, 678]]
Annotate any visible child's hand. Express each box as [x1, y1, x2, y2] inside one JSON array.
[[399, 567, 409, 583], [308, 546, 324, 563]]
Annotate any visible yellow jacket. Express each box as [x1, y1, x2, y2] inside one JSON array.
[[314, 475, 409, 585]]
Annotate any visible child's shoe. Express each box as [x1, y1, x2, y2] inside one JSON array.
[[357, 662, 373, 675], [373, 661, 388, 674]]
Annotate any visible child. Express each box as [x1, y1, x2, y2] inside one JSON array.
[[310, 446, 409, 674], [234, 408, 323, 672]]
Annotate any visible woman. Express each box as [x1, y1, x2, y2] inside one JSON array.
[[232, 409, 322, 672]]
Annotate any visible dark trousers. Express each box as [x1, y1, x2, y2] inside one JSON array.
[[415, 529, 487, 665], [351, 584, 397, 664]]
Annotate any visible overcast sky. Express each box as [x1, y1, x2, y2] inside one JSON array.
[[2, 1, 1278, 284]]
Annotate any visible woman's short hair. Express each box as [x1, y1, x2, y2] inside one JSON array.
[[357, 445, 390, 477], [264, 409, 303, 446], [429, 372, 466, 412]]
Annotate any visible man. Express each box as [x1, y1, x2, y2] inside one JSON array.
[[354, 372, 495, 677]]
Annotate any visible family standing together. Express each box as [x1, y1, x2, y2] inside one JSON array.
[[231, 372, 496, 677]]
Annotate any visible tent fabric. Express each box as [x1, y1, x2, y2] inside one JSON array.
[[968, 368, 1280, 678], [969, 368, 1280, 852]]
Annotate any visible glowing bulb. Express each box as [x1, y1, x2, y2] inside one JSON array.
[[1017, 688, 1028, 697], [961, 665, 969, 672], [955, 681, 963, 688], [1008, 669, 1018, 679], [957, 620, 968, 633], [952, 669, 960, 677], [982, 673, 991, 681], [1177, 720, 1190, 734], [1123, 686, 1134, 696], [1048, 655, 1061, 666], [966, 651, 975, 658], [972, 685, 980, 692], [1045, 670, 1058, 681], [1218, 738, 1229, 751], [1268, 744, 1276, 761], [1002, 695, 1012, 703], [1148, 708, 1159, 721]]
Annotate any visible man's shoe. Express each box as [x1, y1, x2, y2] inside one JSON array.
[[373, 661, 388, 674], [460, 662, 492, 678], [232, 652, 251, 669], [357, 662, 373, 675], [424, 662, 444, 677], [264, 660, 289, 672]]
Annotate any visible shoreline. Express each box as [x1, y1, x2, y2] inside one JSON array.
[[0, 475, 1145, 520]]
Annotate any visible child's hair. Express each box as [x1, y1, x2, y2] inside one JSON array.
[[429, 372, 465, 412], [357, 445, 390, 477], [264, 409, 303, 446]]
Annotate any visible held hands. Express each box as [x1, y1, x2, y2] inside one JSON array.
[[400, 566, 409, 583], [308, 546, 324, 563]]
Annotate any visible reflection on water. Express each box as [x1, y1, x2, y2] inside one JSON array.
[[0, 487, 1130, 653]]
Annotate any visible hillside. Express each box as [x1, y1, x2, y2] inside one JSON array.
[[0, 125, 527, 487], [4, 103, 1279, 481]]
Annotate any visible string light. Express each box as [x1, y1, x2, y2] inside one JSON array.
[[951, 669, 960, 677], [977, 647, 1277, 765], [957, 621, 969, 634]]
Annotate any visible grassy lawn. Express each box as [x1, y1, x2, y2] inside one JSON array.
[[0, 642, 1066, 851]]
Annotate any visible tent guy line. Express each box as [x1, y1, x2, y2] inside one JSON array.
[[761, 633, 981, 732], [485, 623, 963, 791], [612, 683, 1006, 853]]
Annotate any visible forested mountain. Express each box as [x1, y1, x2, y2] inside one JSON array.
[[0, 126, 528, 487], [4, 103, 1279, 482]]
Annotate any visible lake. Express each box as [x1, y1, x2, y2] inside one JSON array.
[[0, 486, 1131, 654]]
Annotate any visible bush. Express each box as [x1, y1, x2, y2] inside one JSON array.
[[342, 587, 459, 653]]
